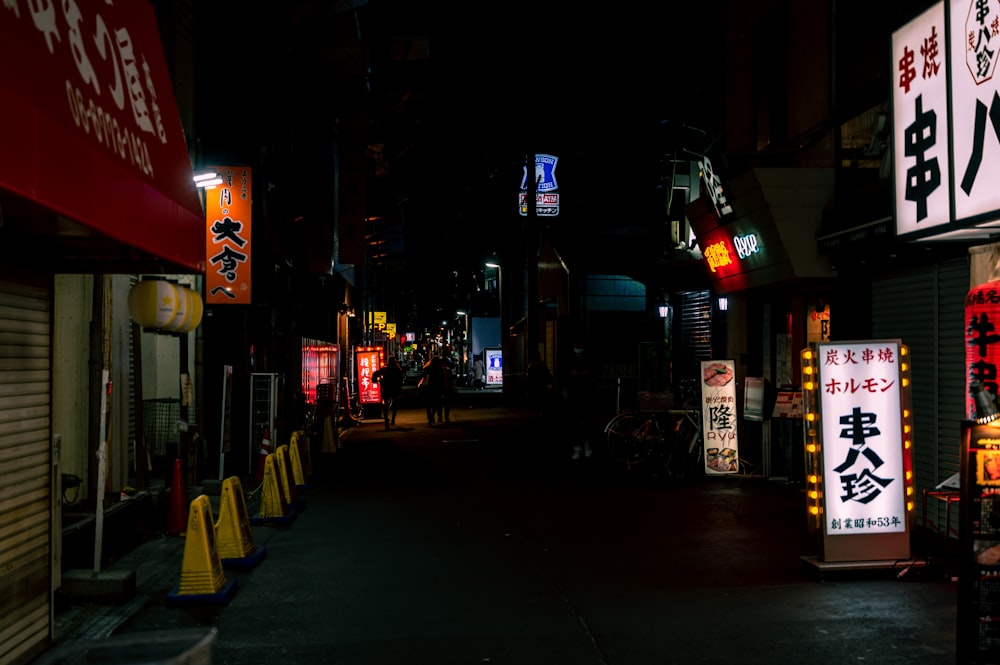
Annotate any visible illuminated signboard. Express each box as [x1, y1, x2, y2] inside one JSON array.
[[703, 232, 761, 274], [206, 166, 253, 304], [519, 154, 559, 217], [700, 360, 739, 475], [484, 347, 503, 386], [800, 341, 915, 563], [698, 156, 732, 218], [355, 346, 384, 405], [966, 280, 1000, 419], [892, 1, 1000, 239]]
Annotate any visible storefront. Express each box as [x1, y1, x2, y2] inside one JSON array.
[[0, 3, 204, 662], [685, 166, 837, 478]]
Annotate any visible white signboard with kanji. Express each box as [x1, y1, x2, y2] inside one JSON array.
[[892, 2, 949, 236], [893, 1, 1000, 238], [816, 341, 907, 536]]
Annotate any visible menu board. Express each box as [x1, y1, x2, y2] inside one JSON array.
[[959, 421, 1000, 663]]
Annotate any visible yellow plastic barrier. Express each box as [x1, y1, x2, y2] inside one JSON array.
[[276, 445, 299, 508], [166, 495, 238, 606], [214, 477, 266, 568], [252, 453, 295, 524]]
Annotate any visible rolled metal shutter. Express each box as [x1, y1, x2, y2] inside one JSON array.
[[0, 272, 52, 665], [872, 257, 967, 532]]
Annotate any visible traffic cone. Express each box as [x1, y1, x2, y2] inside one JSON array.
[[167, 458, 187, 536], [255, 427, 271, 483]]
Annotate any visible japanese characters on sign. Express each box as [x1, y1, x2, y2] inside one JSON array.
[[205, 166, 252, 304], [485, 348, 503, 386], [518, 154, 560, 217], [950, 0, 1000, 223], [355, 346, 383, 406], [892, 2, 949, 236], [966, 280, 1000, 418], [698, 156, 733, 219], [0, 0, 205, 271], [699, 360, 739, 475], [893, 1, 1000, 238], [816, 341, 907, 535]]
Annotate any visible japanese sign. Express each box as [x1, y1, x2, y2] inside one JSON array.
[[967, 280, 1000, 418], [698, 156, 733, 219], [355, 346, 383, 406], [892, 1, 1000, 239], [0, 0, 206, 271], [205, 166, 252, 304], [485, 347, 503, 386], [700, 360, 739, 475], [892, 2, 949, 236], [519, 154, 560, 217], [815, 341, 907, 536]]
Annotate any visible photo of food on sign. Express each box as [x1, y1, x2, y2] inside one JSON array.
[[703, 362, 734, 387], [706, 447, 738, 472]]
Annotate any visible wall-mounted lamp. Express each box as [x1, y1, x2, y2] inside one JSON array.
[[717, 296, 729, 312], [972, 380, 1000, 425], [193, 171, 223, 188], [657, 301, 672, 319]]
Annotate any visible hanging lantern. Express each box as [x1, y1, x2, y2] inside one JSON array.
[[965, 280, 1000, 419], [128, 280, 204, 333]]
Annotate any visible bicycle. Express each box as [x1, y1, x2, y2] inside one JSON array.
[[604, 384, 704, 478]]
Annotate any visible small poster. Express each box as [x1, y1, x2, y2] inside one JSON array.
[[700, 360, 739, 475]]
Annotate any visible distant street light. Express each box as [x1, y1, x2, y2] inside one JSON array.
[[485, 262, 502, 321]]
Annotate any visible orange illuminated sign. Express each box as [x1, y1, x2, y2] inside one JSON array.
[[206, 166, 252, 304]]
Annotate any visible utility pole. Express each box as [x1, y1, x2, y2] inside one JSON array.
[[525, 153, 539, 399]]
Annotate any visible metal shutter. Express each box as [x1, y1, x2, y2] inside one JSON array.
[[676, 290, 712, 382], [872, 257, 968, 532], [0, 273, 52, 665]]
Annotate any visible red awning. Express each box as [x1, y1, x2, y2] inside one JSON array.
[[0, 1, 204, 273]]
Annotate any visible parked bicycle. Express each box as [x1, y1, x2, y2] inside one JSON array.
[[604, 381, 703, 478]]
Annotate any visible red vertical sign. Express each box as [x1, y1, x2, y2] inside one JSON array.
[[206, 166, 252, 304], [966, 280, 1000, 418], [355, 346, 384, 405]]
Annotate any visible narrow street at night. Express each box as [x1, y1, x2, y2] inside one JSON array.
[[46, 392, 958, 665]]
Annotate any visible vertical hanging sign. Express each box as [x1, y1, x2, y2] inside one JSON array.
[[700, 360, 739, 474], [966, 280, 1000, 418], [519, 154, 559, 217], [206, 166, 253, 304], [355, 346, 384, 406]]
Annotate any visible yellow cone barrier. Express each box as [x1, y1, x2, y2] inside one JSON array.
[[322, 415, 337, 453], [276, 445, 299, 507], [214, 477, 266, 568], [287, 438, 306, 487], [252, 453, 295, 524], [166, 495, 238, 606], [290, 430, 313, 481]]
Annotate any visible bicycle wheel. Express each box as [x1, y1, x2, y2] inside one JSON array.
[[605, 412, 658, 468], [664, 412, 702, 478]]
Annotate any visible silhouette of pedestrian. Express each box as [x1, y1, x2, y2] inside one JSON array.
[[420, 356, 448, 426], [372, 356, 404, 429]]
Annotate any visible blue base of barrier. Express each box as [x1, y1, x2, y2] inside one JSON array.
[[222, 546, 268, 570], [165, 577, 238, 607]]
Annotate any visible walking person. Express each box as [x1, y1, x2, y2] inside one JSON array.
[[562, 339, 598, 460], [419, 356, 448, 426], [372, 356, 404, 430]]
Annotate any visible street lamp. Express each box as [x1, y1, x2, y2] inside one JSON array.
[[485, 262, 502, 320]]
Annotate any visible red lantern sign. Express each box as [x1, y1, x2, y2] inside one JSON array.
[[966, 280, 1000, 418]]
